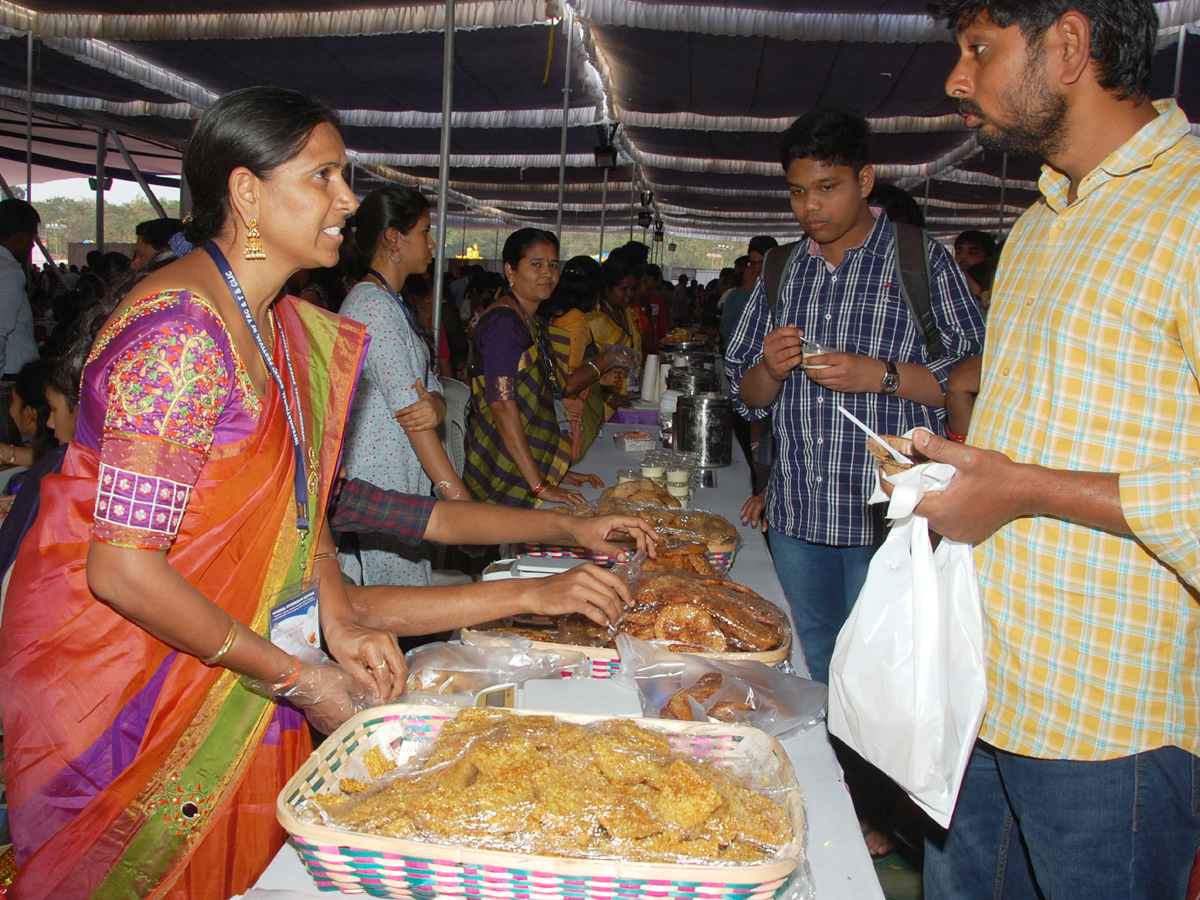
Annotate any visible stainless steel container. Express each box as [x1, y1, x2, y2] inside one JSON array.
[[673, 392, 733, 468], [663, 350, 718, 371], [667, 366, 721, 395]]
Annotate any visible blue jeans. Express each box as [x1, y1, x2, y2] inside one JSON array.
[[925, 740, 1200, 900], [767, 531, 879, 684]]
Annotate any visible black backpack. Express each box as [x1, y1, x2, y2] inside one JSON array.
[[761, 222, 945, 361]]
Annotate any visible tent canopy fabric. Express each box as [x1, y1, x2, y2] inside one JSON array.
[[0, 0, 1195, 241]]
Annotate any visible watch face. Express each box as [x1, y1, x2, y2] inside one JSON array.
[[881, 365, 900, 394]]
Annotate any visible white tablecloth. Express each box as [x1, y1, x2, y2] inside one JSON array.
[[252, 427, 883, 900]]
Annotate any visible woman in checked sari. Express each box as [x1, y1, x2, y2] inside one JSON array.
[[463, 229, 602, 508]]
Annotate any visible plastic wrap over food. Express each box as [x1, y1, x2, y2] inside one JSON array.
[[404, 634, 587, 705], [303, 707, 803, 867], [478, 567, 789, 657], [615, 635, 826, 738], [600, 342, 641, 375], [567, 498, 741, 552]]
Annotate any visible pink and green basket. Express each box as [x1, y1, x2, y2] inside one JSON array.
[[278, 704, 807, 900]]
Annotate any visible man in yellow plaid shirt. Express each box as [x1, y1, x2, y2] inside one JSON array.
[[911, 2, 1200, 898]]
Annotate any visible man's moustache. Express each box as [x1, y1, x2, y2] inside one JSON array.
[[956, 99, 985, 119]]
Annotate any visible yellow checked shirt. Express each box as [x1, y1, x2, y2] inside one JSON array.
[[971, 100, 1200, 761]]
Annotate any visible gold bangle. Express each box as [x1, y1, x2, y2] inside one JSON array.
[[528, 479, 550, 497], [201, 617, 239, 667], [312, 551, 338, 564], [586, 360, 602, 379]]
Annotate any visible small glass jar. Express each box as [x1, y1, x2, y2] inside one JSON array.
[[617, 468, 640, 484], [640, 451, 668, 480], [665, 465, 691, 485], [640, 462, 665, 479], [666, 481, 691, 507]]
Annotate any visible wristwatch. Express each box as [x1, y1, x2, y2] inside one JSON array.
[[880, 360, 900, 395]]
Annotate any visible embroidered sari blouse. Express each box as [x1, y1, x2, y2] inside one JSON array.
[[79, 290, 262, 550]]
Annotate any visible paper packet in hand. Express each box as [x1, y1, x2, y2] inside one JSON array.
[[868, 427, 957, 518]]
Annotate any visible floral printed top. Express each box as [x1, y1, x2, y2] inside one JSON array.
[[77, 290, 262, 550]]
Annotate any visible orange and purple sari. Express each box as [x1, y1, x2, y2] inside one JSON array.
[[0, 290, 367, 899]]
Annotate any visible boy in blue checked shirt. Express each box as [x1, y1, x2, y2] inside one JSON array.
[[724, 106, 985, 688]]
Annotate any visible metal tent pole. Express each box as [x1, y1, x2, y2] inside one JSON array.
[[109, 130, 167, 217], [95, 130, 106, 252], [997, 153, 1008, 236], [923, 177, 931, 222], [554, 9, 572, 244], [25, 32, 33, 199], [628, 179, 635, 242], [431, 0, 455, 348], [1174, 26, 1188, 99], [598, 167, 609, 258]]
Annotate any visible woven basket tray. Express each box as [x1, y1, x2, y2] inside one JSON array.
[[460, 624, 792, 680], [515, 543, 737, 578], [279, 704, 806, 900]]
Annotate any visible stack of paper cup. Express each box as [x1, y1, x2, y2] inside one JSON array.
[[641, 354, 660, 402]]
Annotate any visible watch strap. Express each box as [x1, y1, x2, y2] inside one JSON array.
[[881, 360, 900, 394]]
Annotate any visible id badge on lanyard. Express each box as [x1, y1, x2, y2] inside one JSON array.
[[267, 579, 326, 662], [553, 396, 572, 435], [206, 242, 323, 650], [516, 300, 573, 436]]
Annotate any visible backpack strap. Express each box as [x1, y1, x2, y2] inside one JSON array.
[[762, 240, 804, 327], [892, 221, 945, 361]]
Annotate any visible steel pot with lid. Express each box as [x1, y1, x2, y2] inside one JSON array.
[[667, 366, 721, 395], [672, 392, 733, 468], [663, 349, 718, 371]]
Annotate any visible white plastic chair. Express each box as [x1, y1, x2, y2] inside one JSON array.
[[440, 377, 470, 478]]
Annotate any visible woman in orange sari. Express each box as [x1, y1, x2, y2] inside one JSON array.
[[0, 87, 405, 899]]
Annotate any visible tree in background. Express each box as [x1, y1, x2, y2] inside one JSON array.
[[33, 194, 181, 256]]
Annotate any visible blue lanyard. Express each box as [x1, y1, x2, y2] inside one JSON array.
[[205, 242, 310, 534], [366, 268, 434, 386]]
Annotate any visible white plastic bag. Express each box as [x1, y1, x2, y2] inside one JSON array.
[[827, 448, 987, 828]]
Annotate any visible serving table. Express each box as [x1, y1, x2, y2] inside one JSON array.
[[248, 429, 883, 900]]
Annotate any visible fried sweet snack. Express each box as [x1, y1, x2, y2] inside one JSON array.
[[602, 478, 681, 508], [406, 669, 491, 695], [573, 499, 738, 549], [661, 673, 724, 722], [655, 605, 728, 653], [642, 540, 715, 576], [633, 573, 785, 652], [363, 747, 396, 780], [867, 434, 929, 476], [478, 571, 788, 655], [339, 778, 371, 794], [319, 710, 795, 865]]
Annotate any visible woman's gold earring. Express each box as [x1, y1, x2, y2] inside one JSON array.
[[244, 219, 266, 261]]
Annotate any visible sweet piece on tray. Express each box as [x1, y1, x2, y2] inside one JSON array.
[[476, 570, 789, 656], [316, 709, 795, 865], [601, 478, 680, 508]]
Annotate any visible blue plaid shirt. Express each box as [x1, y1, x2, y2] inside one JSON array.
[[725, 213, 985, 546]]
